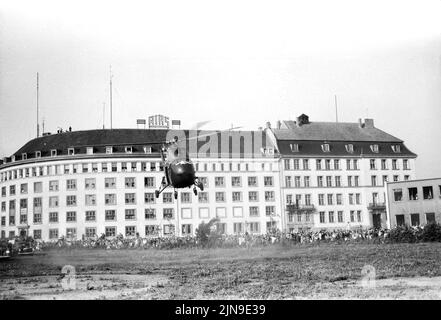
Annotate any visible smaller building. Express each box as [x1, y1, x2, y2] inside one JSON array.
[[386, 178, 441, 228]]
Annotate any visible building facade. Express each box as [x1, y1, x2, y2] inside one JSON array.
[[0, 114, 418, 241], [266, 114, 417, 232], [385, 178, 441, 228], [0, 129, 281, 241]]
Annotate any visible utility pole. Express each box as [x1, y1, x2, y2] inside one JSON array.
[[37, 73, 40, 137], [109, 66, 113, 130]]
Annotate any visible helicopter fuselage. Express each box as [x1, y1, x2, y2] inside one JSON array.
[[165, 159, 196, 189]]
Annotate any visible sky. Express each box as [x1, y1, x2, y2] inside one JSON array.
[[0, 0, 440, 178]]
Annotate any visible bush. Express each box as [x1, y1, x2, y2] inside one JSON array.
[[195, 218, 220, 247], [387, 225, 417, 243], [420, 223, 441, 242]]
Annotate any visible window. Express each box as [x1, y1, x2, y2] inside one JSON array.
[[49, 229, 59, 239], [392, 159, 398, 170], [325, 159, 331, 170], [145, 208, 156, 220], [86, 147, 94, 155], [370, 145, 379, 153], [345, 144, 354, 153], [125, 177, 136, 188], [232, 177, 241, 187], [85, 211, 96, 222], [125, 226, 136, 237], [20, 183, 28, 194], [293, 159, 300, 170], [393, 175, 399, 182], [371, 176, 377, 186], [85, 194, 96, 206], [121, 162, 128, 172], [248, 222, 260, 234], [247, 176, 257, 187], [356, 193, 361, 205], [233, 222, 244, 234], [338, 211, 343, 223], [216, 222, 227, 234], [144, 193, 155, 204], [249, 206, 259, 217], [102, 163, 108, 172], [105, 194, 116, 205], [303, 159, 310, 170], [350, 211, 355, 223], [285, 176, 292, 188], [233, 207, 243, 217], [144, 177, 155, 188], [317, 176, 323, 187], [370, 159, 376, 170], [105, 178, 116, 188], [105, 210, 116, 221], [383, 175, 388, 185], [181, 208, 192, 219], [163, 193, 173, 203], [357, 211, 362, 222], [66, 211, 76, 222], [304, 176, 310, 187], [411, 213, 420, 226], [393, 189, 403, 201], [85, 178, 96, 189], [85, 228, 96, 238], [49, 196, 59, 208], [10, 185, 16, 195], [125, 209, 136, 220], [290, 144, 299, 152], [321, 144, 330, 152], [248, 191, 258, 202], [391, 145, 401, 153], [215, 192, 225, 202], [66, 179, 77, 190], [143, 146, 152, 154], [111, 162, 117, 172], [426, 212, 436, 224], [334, 159, 340, 170], [49, 212, 58, 223], [182, 224, 192, 235], [403, 159, 409, 170], [51, 149, 57, 157], [327, 194, 333, 205], [319, 212, 325, 223], [284, 159, 291, 170], [316, 159, 322, 170], [335, 176, 341, 187], [198, 192, 209, 203], [105, 227, 116, 237], [264, 191, 275, 202], [328, 211, 334, 223], [408, 187, 418, 201], [294, 176, 301, 188], [181, 192, 191, 203], [326, 176, 332, 187], [336, 194, 343, 205], [348, 193, 354, 205], [318, 194, 324, 206], [199, 207, 209, 219], [145, 225, 159, 236], [66, 195, 77, 206], [82, 164, 89, 173], [33, 229, 41, 240], [264, 176, 273, 187], [105, 146, 113, 154], [404, 175, 410, 181], [232, 192, 242, 202], [216, 207, 227, 218], [423, 186, 433, 200], [305, 194, 311, 205], [35, 151, 41, 158], [125, 146, 133, 153], [215, 177, 225, 187], [265, 206, 275, 216], [381, 159, 388, 170], [125, 193, 136, 204]]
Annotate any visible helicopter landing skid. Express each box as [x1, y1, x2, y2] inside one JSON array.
[[155, 183, 169, 199]]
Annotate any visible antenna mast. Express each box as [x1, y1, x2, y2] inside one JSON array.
[[334, 94, 338, 123], [37, 73, 40, 137], [103, 102, 106, 129], [109, 66, 113, 130]]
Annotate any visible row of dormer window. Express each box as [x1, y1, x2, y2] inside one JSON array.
[[289, 143, 402, 154]]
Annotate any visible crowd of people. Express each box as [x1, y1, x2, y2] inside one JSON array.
[[2, 224, 438, 254]]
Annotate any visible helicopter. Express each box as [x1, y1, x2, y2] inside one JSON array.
[[154, 135, 204, 200]]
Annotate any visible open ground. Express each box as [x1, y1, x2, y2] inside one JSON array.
[[1, 242, 441, 299]]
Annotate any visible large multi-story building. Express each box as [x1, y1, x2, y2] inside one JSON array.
[[385, 178, 441, 228], [0, 114, 417, 241], [266, 114, 417, 231], [0, 129, 281, 240]]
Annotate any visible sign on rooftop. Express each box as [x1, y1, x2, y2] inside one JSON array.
[[148, 115, 170, 129]]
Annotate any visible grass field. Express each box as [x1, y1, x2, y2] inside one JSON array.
[[1, 242, 441, 299]]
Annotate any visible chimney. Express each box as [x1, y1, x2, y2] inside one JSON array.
[[358, 118, 363, 128], [276, 120, 281, 129], [364, 118, 374, 128], [266, 121, 271, 129]]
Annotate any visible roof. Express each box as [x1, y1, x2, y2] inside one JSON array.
[[12, 129, 275, 160], [274, 121, 402, 142]]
